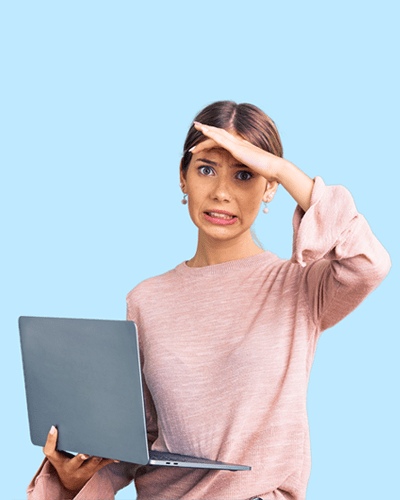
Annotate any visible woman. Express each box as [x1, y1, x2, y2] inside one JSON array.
[[27, 101, 391, 500]]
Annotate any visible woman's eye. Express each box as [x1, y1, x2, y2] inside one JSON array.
[[236, 171, 253, 181], [198, 166, 215, 176]]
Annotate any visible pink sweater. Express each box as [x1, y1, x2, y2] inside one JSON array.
[[27, 177, 390, 500]]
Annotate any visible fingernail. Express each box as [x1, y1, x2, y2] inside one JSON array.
[[81, 454, 89, 460], [189, 146, 195, 152], [114, 460, 120, 463], [50, 425, 56, 435]]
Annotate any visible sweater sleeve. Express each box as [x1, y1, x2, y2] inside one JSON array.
[[27, 458, 137, 500], [291, 176, 391, 333]]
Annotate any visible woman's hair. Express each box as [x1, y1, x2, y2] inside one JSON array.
[[180, 100, 283, 179]]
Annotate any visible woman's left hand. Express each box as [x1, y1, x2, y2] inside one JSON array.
[[190, 121, 289, 183]]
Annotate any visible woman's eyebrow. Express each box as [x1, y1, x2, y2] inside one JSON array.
[[195, 158, 250, 168]]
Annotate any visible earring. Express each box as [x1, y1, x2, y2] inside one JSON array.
[[263, 193, 274, 213], [179, 183, 188, 205]]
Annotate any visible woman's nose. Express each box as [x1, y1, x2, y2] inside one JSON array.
[[211, 176, 232, 202]]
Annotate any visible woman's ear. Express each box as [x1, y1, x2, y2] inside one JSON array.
[[179, 159, 187, 192], [262, 180, 279, 203]]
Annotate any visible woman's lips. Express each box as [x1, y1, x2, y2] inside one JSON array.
[[203, 211, 238, 225]]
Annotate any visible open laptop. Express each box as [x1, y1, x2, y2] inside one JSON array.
[[19, 316, 251, 471]]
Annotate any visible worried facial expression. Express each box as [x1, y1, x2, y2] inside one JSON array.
[[180, 144, 269, 242]]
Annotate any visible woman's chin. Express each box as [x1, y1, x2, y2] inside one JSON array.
[[197, 224, 250, 244]]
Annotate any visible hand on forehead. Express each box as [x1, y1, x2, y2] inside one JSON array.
[[193, 140, 237, 161], [190, 123, 249, 161]]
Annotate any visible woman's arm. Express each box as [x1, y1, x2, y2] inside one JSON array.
[[274, 160, 314, 212], [190, 122, 391, 332], [291, 176, 391, 332]]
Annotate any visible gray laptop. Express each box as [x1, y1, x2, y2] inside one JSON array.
[[19, 316, 250, 471]]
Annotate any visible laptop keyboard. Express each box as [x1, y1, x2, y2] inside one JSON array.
[[150, 450, 222, 464]]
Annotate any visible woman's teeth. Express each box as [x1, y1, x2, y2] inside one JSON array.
[[207, 212, 235, 219]]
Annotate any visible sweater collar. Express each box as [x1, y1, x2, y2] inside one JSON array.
[[174, 250, 278, 277]]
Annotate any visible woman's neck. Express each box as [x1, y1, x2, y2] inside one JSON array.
[[186, 230, 264, 268]]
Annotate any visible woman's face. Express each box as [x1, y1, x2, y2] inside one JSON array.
[[180, 135, 269, 243]]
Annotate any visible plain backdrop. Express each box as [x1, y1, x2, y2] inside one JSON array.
[[1, 1, 398, 499]]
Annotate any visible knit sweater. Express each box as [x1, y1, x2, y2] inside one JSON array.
[[27, 177, 391, 500]]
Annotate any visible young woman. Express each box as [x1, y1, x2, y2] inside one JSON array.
[[27, 101, 391, 500]]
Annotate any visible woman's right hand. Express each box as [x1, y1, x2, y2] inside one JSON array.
[[43, 425, 119, 493]]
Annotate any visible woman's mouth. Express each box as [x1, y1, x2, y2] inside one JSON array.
[[204, 212, 238, 225]]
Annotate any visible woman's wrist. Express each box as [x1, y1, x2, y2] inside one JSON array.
[[274, 159, 314, 212]]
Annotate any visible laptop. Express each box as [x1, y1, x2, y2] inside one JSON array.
[[18, 316, 251, 471]]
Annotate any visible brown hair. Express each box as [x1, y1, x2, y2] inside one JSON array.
[[180, 100, 283, 178]]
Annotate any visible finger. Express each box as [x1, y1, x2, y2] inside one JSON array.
[[81, 456, 116, 473], [190, 139, 220, 155], [43, 425, 59, 459], [193, 120, 207, 130], [66, 452, 91, 470], [193, 121, 236, 139], [96, 457, 120, 468], [193, 121, 225, 132], [43, 425, 57, 450], [84, 456, 105, 470], [103, 458, 120, 465], [193, 122, 224, 139], [192, 125, 239, 152], [58, 450, 76, 459]]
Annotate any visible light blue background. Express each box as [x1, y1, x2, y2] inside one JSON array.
[[1, 1, 398, 499]]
